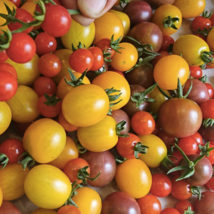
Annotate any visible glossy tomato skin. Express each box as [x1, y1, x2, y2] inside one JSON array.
[[0, 63, 17, 79], [116, 159, 152, 198], [177, 136, 199, 155], [57, 205, 81, 214], [205, 83, 214, 98], [175, 200, 194, 214], [0, 201, 21, 214], [23, 118, 66, 163], [200, 99, 214, 119], [89, 46, 104, 71], [161, 208, 180, 214], [57, 111, 77, 132], [31, 209, 57, 214], [102, 191, 141, 214], [0, 102, 11, 135], [190, 65, 202, 79], [158, 98, 202, 138], [24, 164, 71, 209], [171, 180, 192, 200], [0, 50, 8, 63]]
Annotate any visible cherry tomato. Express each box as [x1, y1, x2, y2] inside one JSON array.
[[57, 111, 77, 132], [0, 201, 21, 214], [175, 200, 194, 214], [190, 65, 203, 79], [191, 132, 203, 146], [57, 206, 81, 214], [0, 50, 8, 63], [178, 136, 199, 155], [207, 27, 214, 51], [161, 208, 180, 214], [0, 102, 11, 135], [89, 47, 104, 71], [32, 209, 57, 214], [0, 63, 17, 79], [200, 99, 214, 119], [171, 180, 192, 200], [206, 176, 214, 190], [9, 0, 20, 7], [205, 83, 214, 98], [161, 35, 174, 51]]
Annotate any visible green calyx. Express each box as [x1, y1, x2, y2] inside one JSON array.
[[116, 120, 128, 137], [0, 153, 9, 168], [184, 206, 195, 214], [19, 152, 36, 170], [202, 118, 214, 128], [72, 42, 86, 51], [119, 0, 130, 8], [110, 34, 123, 53], [202, 11, 212, 18], [199, 141, 214, 157], [44, 94, 61, 106], [163, 16, 179, 30], [190, 186, 202, 200], [201, 51, 214, 64], [0, 30, 12, 51], [134, 142, 148, 158]]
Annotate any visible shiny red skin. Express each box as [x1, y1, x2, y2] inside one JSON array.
[[175, 200, 194, 214], [191, 16, 212, 33], [57, 205, 81, 214], [0, 50, 8, 63], [160, 35, 174, 51], [189, 66, 203, 79], [200, 99, 214, 119], [161, 208, 180, 214], [178, 136, 199, 155], [206, 176, 214, 190], [0, 63, 17, 79], [89, 47, 104, 71], [171, 180, 192, 200], [205, 83, 214, 98]]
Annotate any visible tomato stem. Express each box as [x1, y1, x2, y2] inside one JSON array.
[[0, 30, 12, 51], [0, 153, 9, 168], [116, 120, 128, 137], [134, 142, 148, 158], [44, 94, 61, 106], [19, 152, 36, 170], [163, 16, 179, 30], [202, 118, 214, 128]]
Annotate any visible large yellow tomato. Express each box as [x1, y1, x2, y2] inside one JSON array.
[[23, 118, 66, 163], [139, 134, 167, 168], [115, 159, 152, 198], [0, 102, 11, 135], [92, 71, 130, 110], [50, 136, 79, 169], [153, 55, 189, 90], [7, 54, 39, 85], [94, 12, 124, 43], [0, 164, 28, 201], [31, 209, 57, 214], [24, 165, 71, 209], [7, 85, 39, 123], [61, 19, 95, 49], [72, 187, 102, 214], [62, 84, 109, 127], [77, 116, 118, 152]]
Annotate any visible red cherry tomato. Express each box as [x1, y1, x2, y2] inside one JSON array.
[[191, 14, 212, 34], [161, 35, 174, 51], [0, 63, 17, 79], [178, 136, 199, 155], [175, 200, 194, 214], [200, 99, 214, 119], [205, 82, 214, 98], [171, 180, 192, 200], [57, 205, 81, 214], [89, 47, 104, 71], [0, 50, 8, 63], [161, 208, 180, 214], [0, 201, 21, 214], [189, 66, 203, 79], [191, 132, 203, 146], [206, 176, 214, 190]]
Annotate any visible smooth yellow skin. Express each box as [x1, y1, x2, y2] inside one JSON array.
[[153, 55, 189, 90], [73, 187, 102, 214], [0, 187, 3, 206], [7, 54, 39, 85], [21, 0, 37, 16], [110, 10, 130, 35], [92, 71, 131, 110], [94, 12, 124, 43], [207, 28, 214, 51], [139, 134, 167, 168], [152, 4, 182, 35], [23, 118, 66, 163], [50, 136, 79, 169], [54, 49, 73, 83], [115, 159, 152, 198], [111, 42, 138, 72], [77, 116, 118, 152], [24, 165, 71, 209], [0, 102, 11, 135], [62, 84, 109, 127], [31, 209, 57, 214], [173, 34, 210, 66], [174, 0, 205, 18], [0, 164, 28, 200], [61, 19, 95, 49], [7, 85, 39, 123], [57, 71, 90, 99]]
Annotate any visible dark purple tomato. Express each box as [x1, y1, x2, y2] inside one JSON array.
[[129, 22, 163, 52], [145, 0, 175, 7], [183, 79, 209, 104], [158, 98, 202, 138], [123, 84, 149, 116], [111, 109, 130, 135], [101, 191, 141, 214], [123, 1, 152, 25], [194, 191, 214, 214], [81, 151, 116, 187], [125, 64, 154, 88], [199, 125, 214, 141]]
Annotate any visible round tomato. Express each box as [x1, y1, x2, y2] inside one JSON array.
[[24, 164, 71, 209], [207, 27, 214, 51], [7, 85, 39, 123], [57, 111, 77, 132], [0, 101, 11, 135], [62, 84, 109, 127], [153, 55, 189, 90], [115, 159, 152, 198], [57, 205, 81, 214], [0, 164, 28, 201], [0, 63, 17, 79], [139, 134, 167, 168], [31, 209, 57, 214]]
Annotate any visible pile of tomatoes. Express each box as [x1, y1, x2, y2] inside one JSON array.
[[0, 0, 214, 213]]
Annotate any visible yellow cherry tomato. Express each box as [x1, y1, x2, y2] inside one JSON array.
[[174, 0, 205, 18], [115, 159, 152, 198], [153, 55, 189, 90], [0, 187, 3, 206], [110, 42, 138, 72], [94, 12, 124, 43], [7, 54, 39, 85], [139, 134, 167, 168], [54, 49, 73, 84], [61, 19, 95, 49], [73, 187, 102, 214], [7, 85, 39, 123], [92, 71, 131, 110], [31, 209, 57, 214], [0, 164, 28, 201], [24, 164, 71, 209], [57, 71, 90, 99], [62, 84, 109, 127], [77, 116, 118, 152], [0, 102, 11, 135], [21, 0, 37, 16], [152, 4, 182, 35], [110, 10, 130, 35], [206, 27, 214, 51], [50, 136, 79, 169], [23, 118, 66, 163], [173, 34, 211, 66]]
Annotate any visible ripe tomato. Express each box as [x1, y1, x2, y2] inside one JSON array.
[[20, 0, 37, 16], [62, 84, 109, 127], [23, 118, 66, 163], [9, 0, 20, 7], [92, 71, 130, 110], [0, 50, 8, 63], [206, 176, 214, 190], [89, 47, 104, 71], [24, 164, 71, 209], [190, 65, 203, 79], [0, 187, 2, 206], [200, 99, 214, 119], [161, 208, 180, 214], [207, 27, 214, 51], [31, 209, 57, 214], [0, 201, 21, 214], [0, 63, 17, 79], [61, 19, 95, 49], [205, 83, 214, 98], [0, 101, 11, 135], [178, 136, 199, 155], [115, 159, 152, 198], [110, 42, 138, 72], [94, 12, 124, 44], [77, 116, 118, 152], [57, 111, 77, 132], [57, 205, 81, 214], [0, 164, 28, 200], [175, 200, 194, 214], [152, 4, 182, 35], [7, 85, 39, 123], [153, 55, 189, 90], [160, 35, 174, 51], [171, 180, 192, 200], [139, 134, 167, 168]]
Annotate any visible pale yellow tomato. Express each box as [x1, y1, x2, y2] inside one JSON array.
[[0, 102, 11, 135]]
